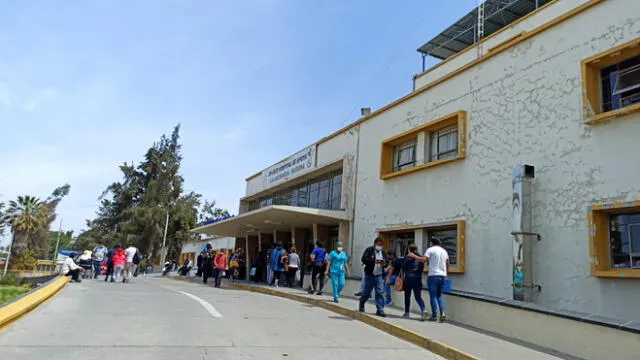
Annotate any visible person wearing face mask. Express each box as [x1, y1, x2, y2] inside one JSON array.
[[359, 237, 388, 317], [324, 241, 350, 303]]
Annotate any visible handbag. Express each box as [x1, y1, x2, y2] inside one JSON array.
[[394, 270, 404, 291]]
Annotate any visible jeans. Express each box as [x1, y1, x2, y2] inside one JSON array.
[[330, 272, 345, 301], [359, 274, 385, 311], [266, 266, 273, 284], [358, 273, 366, 293], [385, 275, 397, 303], [404, 277, 426, 314], [310, 262, 326, 292], [92, 259, 102, 278], [427, 276, 446, 317], [113, 266, 124, 282]]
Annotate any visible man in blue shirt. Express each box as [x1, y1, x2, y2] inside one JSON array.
[[307, 241, 327, 295], [270, 243, 286, 287]]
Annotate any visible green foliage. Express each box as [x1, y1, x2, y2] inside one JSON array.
[[49, 230, 74, 259], [0, 284, 31, 304], [79, 125, 231, 262], [12, 250, 37, 270], [0, 273, 22, 286]]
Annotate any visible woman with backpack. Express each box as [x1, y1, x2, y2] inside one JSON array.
[[270, 243, 286, 287], [112, 248, 126, 283]]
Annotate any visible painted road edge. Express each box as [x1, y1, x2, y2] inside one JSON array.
[[0, 275, 70, 330]]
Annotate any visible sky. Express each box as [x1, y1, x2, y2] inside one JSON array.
[[0, 1, 476, 245]]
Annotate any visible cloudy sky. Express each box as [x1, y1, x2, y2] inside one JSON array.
[[0, 1, 475, 244]]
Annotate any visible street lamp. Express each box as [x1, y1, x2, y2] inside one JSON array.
[[159, 205, 169, 266]]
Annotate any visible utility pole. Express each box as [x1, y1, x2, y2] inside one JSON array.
[[52, 218, 63, 262], [2, 234, 12, 277], [160, 209, 169, 266]]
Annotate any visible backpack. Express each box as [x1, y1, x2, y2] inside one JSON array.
[[133, 250, 141, 265]]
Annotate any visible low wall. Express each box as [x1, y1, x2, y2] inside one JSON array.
[[0, 275, 69, 329], [303, 277, 639, 360]]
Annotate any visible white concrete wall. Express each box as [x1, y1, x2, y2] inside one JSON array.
[[414, 0, 591, 90], [181, 237, 236, 255], [353, 0, 640, 321]]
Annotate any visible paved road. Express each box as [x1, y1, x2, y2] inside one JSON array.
[[0, 276, 443, 360]]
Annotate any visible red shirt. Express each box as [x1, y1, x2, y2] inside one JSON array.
[[214, 253, 227, 270]]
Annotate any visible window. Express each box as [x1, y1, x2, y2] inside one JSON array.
[[378, 220, 465, 273], [430, 125, 458, 161], [582, 37, 640, 124], [425, 227, 458, 266], [601, 56, 640, 113], [380, 111, 466, 180], [246, 170, 344, 212], [330, 172, 342, 210], [392, 139, 417, 172], [588, 202, 640, 278], [390, 231, 415, 257], [609, 213, 640, 269]]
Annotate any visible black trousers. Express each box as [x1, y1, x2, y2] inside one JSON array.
[[271, 270, 284, 285], [310, 262, 325, 292], [286, 267, 298, 287], [202, 268, 212, 284], [104, 262, 114, 282], [65, 268, 81, 282]]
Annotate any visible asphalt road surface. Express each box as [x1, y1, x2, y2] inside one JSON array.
[[0, 276, 444, 360]]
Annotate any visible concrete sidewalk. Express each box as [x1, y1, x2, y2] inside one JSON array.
[[223, 281, 567, 360]]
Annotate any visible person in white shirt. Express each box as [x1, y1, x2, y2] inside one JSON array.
[[123, 245, 139, 283], [61, 255, 82, 282], [407, 237, 450, 322]]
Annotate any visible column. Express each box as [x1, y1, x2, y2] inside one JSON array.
[[338, 221, 350, 252], [258, 232, 262, 252], [312, 223, 319, 243], [291, 227, 297, 250]]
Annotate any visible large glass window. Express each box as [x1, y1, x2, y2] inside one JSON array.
[[248, 170, 343, 212], [609, 213, 640, 269], [331, 173, 342, 210]]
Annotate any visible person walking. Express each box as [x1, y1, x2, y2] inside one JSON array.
[[407, 237, 450, 322], [384, 251, 402, 306], [325, 241, 350, 303], [202, 251, 213, 284], [112, 248, 126, 283], [214, 250, 227, 288], [393, 243, 427, 320], [285, 247, 300, 288], [104, 245, 119, 282], [196, 251, 204, 277], [307, 241, 327, 295], [123, 244, 139, 283], [359, 237, 387, 317], [92, 242, 108, 279], [270, 243, 286, 287], [266, 245, 274, 285]]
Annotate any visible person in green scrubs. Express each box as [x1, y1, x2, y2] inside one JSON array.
[[325, 241, 350, 303]]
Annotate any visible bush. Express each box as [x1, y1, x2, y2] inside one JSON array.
[[11, 250, 37, 270], [0, 273, 22, 286]]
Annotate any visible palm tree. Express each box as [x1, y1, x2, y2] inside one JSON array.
[[4, 196, 49, 272]]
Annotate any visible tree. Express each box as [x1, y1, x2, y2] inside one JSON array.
[[49, 230, 74, 259], [27, 185, 71, 259], [81, 125, 231, 264], [6, 196, 49, 269], [0, 202, 8, 237]]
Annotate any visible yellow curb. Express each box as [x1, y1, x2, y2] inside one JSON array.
[[228, 282, 480, 360], [0, 276, 70, 330]]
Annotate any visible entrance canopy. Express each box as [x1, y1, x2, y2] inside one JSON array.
[[191, 205, 349, 238]]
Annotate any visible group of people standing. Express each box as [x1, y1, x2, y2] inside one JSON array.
[[353, 237, 449, 321], [60, 242, 141, 284], [195, 248, 245, 288], [303, 237, 449, 322]]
